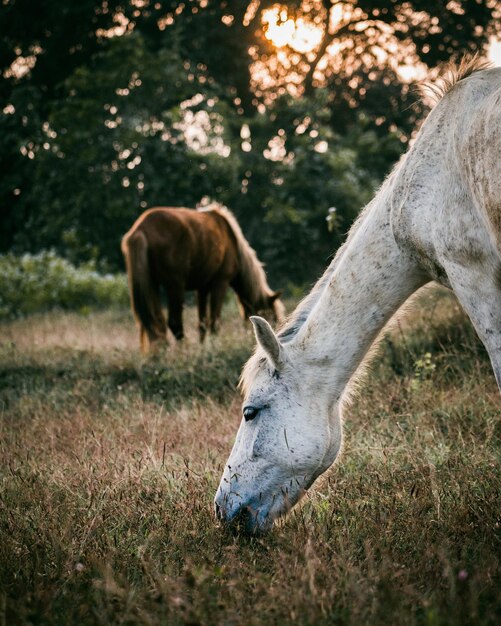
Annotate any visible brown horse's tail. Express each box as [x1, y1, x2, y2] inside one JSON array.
[[121, 230, 165, 352]]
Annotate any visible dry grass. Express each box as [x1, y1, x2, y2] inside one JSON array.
[[0, 288, 499, 625]]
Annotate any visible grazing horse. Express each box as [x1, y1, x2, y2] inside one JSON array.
[[121, 204, 284, 352], [215, 59, 501, 533]]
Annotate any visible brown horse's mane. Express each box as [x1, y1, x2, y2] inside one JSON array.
[[199, 203, 275, 307]]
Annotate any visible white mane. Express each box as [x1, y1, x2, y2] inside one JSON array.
[[419, 54, 493, 104]]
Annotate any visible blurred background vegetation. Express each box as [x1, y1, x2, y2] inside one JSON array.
[[1, 0, 500, 295]]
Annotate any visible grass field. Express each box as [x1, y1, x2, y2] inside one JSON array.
[[0, 287, 500, 625]]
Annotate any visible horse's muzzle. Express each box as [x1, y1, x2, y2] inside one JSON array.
[[214, 490, 271, 534]]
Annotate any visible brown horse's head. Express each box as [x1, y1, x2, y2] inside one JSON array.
[[237, 291, 285, 324]]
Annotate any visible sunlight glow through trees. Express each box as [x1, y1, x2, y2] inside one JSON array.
[[263, 6, 323, 53]]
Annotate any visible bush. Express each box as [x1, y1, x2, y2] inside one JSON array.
[[0, 250, 128, 317]]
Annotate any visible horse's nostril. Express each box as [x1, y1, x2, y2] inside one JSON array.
[[215, 498, 270, 534], [229, 505, 263, 534], [214, 499, 246, 527], [232, 506, 248, 527]]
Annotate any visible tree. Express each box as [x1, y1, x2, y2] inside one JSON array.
[[12, 32, 241, 268], [1, 0, 499, 283]]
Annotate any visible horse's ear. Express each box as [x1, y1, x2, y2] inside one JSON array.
[[269, 292, 285, 323], [269, 290, 282, 302], [250, 316, 284, 371]]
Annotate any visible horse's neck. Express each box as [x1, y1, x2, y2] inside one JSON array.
[[294, 188, 428, 395], [233, 270, 256, 306]]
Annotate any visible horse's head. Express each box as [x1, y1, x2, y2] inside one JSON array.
[[238, 291, 285, 324], [214, 316, 342, 533]]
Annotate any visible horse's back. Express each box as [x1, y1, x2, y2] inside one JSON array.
[[123, 207, 238, 288], [391, 66, 501, 271]]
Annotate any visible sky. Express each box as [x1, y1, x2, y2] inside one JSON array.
[[489, 38, 501, 65]]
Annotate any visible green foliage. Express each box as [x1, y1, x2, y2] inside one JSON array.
[[231, 93, 382, 284], [411, 351, 437, 390], [0, 250, 128, 317], [9, 32, 241, 269], [0, 1, 499, 285]]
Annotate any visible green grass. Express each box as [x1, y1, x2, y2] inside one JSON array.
[[0, 288, 500, 625]]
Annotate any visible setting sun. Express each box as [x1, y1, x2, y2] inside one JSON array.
[[262, 7, 323, 53]]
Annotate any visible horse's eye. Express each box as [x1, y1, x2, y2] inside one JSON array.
[[243, 406, 260, 422]]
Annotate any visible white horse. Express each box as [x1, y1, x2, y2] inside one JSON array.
[[214, 59, 501, 533]]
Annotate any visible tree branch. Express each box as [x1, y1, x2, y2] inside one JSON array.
[[303, 17, 384, 96], [304, 26, 345, 95]]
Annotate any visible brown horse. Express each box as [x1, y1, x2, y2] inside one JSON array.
[[121, 204, 285, 351]]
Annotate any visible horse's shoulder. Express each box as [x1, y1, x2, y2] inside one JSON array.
[[198, 207, 237, 239]]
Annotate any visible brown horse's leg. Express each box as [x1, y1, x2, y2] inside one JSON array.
[[198, 290, 209, 342], [209, 281, 229, 334], [166, 282, 185, 341], [139, 308, 167, 351]]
